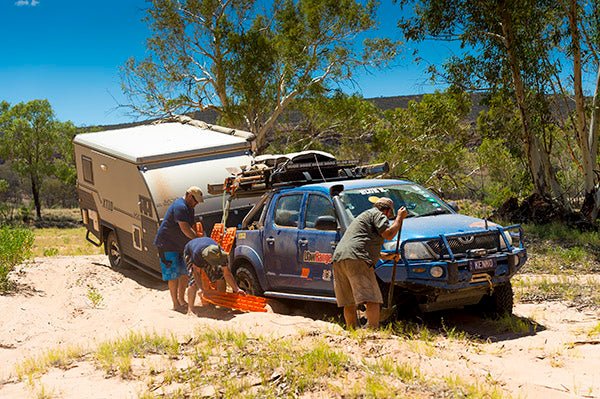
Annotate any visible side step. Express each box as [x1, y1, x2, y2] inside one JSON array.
[[263, 291, 337, 304]]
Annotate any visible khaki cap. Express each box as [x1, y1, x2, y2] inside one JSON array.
[[186, 186, 204, 203], [201, 244, 228, 266], [373, 197, 395, 217]]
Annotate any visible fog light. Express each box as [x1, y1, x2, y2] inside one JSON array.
[[430, 266, 444, 278]]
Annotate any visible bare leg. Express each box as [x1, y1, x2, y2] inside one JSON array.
[[365, 302, 380, 329], [168, 280, 179, 310], [343, 305, 358, 329], [177, 275, 189, 307], [187, 283, 198, 314]]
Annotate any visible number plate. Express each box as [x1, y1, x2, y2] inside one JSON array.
[[469, 258, 496, 272]]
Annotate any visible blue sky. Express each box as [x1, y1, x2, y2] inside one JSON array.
[[0, 0, 450, 127]]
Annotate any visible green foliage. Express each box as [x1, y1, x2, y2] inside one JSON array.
[[0, 178, 13, 221], [521, 222, 600, 274], [123, 0, 398, 151], [40, 177, 78, 209], [269, 92, 381, 161], [398, 0, 599, 204], [476, 137, 530, 207], [523, 222, 600, 247], [86, 284, 104, 308], [15, 345, 84, 381], [0, 226, 34, 292], [0, 100, 77, 219], [95, 331, 180, 376], [373, 90, 474, 193]]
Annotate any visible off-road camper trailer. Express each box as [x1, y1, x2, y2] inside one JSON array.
[[73, 122, 257, 278]]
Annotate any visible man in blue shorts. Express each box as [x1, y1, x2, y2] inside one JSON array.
[[154, 186, 204, 311], [184, 236, 245, 315]]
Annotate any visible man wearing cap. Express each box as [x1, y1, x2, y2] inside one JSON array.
[[332, 197, 408, 329], [183, 236, 245, 315], [154, 186, 204, 311]]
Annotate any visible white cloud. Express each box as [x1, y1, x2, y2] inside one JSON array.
[[15, 0, 40, 6]]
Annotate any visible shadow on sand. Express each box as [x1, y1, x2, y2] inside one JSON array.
[[93, 261, 167, 291]]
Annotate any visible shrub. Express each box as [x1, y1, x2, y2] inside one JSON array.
[[0, 226, 34, 292]]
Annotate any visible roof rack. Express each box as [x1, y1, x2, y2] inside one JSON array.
[[207, 151, 389, 198]]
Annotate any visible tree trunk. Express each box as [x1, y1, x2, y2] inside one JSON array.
[[589, 66, 600, 220], [567, 0, 600, 220], [30, 174, 42, 220], [499, 3, 562, 201]]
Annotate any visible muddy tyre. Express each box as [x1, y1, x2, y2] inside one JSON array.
[[478, 282, 513, 317], [235, 263, 263, 296], [106, 231, 123, 269]]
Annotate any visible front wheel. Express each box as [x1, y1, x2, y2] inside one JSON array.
[[478, 282, 514, 318], [106, 231, 123, 269], [235, 263, 263, 296]]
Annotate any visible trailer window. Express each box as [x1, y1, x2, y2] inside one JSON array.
[[82, 156, 94, 184]]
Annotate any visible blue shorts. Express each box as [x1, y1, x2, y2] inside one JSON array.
[[159, 251, 187, 281]]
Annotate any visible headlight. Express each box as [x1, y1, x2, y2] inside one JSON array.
[[404, 242, 438, 260], [500, 231, 513, 249], [430, 266, 444, 278]]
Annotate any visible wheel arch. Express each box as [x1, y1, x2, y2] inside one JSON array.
[[100, 222, 117, 255], [231, 246, 270, 292]]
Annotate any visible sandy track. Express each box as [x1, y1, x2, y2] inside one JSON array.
[[1, 255, 598, 398]]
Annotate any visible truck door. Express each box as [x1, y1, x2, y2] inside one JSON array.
[[298, 194, 339, 295], [263, 193, 304, 290]]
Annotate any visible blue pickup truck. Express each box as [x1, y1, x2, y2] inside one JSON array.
[[229, 178, 527, 317]]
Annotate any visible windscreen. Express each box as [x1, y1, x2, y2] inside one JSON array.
[[339, 184, 452, 218]]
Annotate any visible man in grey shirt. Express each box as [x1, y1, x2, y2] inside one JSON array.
[[332, 197, 407, 329]]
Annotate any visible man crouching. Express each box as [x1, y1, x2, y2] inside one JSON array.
[[184, 236, 245, 315]]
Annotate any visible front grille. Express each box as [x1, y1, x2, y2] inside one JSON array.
[[427, 231, 500, 257]]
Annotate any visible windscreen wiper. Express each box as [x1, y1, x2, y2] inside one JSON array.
[[417, 208, 451, 217]]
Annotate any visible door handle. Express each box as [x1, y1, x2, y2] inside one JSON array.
[[266, 237, 275, 244], [298, 238, 308, 246]]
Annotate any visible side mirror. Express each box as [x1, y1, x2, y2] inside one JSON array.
[[447, 201, 459, 212], [315, 215, 338, 231]]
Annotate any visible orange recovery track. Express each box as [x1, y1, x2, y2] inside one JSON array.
[[199, 270, 267, 313]]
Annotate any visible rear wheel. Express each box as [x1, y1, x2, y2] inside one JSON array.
[[106, 231, 123, 269], [235, 263, 263, 296]]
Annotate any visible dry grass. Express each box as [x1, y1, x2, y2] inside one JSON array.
[[14, 328, 513, 399], [513, 275, 600, 308], [32, 227, 103, 257]]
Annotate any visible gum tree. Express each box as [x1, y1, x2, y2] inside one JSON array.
[[122, 0, 397, 152], [398, 0, 564, 202], [0, 100, 76, 220]]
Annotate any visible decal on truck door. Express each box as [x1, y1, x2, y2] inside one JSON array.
[[302, 250, 332, 264]]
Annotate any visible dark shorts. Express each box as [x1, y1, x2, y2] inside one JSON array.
[[185, 254, 224, 287], [159, 251, 187, 281]]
